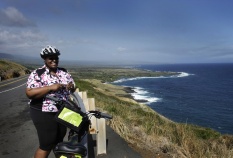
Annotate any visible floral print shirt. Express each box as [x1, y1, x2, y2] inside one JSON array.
[[26, 65, 75, 112]]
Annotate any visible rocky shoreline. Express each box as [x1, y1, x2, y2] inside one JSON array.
[[123, 86, 149, 103]]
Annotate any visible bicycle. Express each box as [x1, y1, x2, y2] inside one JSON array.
[[45, 95, 112, 158]]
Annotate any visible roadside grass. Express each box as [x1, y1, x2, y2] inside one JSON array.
[[76, 79, 233, 158], [0, 59, 23, 69]]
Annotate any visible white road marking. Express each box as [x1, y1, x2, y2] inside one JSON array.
[[0, 76, 28, 87], [0, 83, 26, 94]]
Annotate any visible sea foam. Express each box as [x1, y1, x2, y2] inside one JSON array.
[[130, 87, 161, 104], [176, 72, 192, 77], [113, 72, 192, 83]]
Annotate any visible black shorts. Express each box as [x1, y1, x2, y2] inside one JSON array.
[[30, 108, 67, 151]]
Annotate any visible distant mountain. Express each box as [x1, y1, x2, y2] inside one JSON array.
[[0, 52, 154, 66], [0, 53, 14, 59], [0, 52, 41, 65]]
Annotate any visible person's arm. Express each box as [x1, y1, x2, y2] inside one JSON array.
[[25, 83, 64, 99]]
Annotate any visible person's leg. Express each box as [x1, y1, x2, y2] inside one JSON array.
[[30, 109, 59, 158], [34, 148, 50, 158]]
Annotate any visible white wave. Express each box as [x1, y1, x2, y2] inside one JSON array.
[[113, 72, 193, 83], [113, 76, 165, 83], [133, 87, 149, 95], [178, 72, 190, 77], [131, 87, 161, 104], [170, 72, 194, 78], [174, 72, 193, 78]]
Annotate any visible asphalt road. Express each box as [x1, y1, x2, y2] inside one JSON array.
[[0, 75, 142, 158]]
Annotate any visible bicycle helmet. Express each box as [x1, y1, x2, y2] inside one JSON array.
[[40, 45, 60, 59]]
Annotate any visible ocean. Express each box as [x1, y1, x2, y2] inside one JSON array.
[[113, 63, 233, 135]]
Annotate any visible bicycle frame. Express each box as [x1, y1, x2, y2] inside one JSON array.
[[46, 95, 112, 158]]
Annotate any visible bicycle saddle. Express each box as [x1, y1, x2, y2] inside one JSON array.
[[53, 135, 87, 157]]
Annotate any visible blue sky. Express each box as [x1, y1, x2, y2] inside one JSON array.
[[0, 0, 233, 64]]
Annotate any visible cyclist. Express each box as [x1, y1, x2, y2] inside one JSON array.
[[25, 45, 76, 158]]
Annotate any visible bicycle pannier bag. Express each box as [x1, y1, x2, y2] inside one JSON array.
[[55, 104, 89, 132]]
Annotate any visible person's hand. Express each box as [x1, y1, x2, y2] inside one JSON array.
[[66, 82, 75, 93], [48, 83, 66, 92]]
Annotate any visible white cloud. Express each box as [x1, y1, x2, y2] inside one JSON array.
[[0, 28, 47, 54], [0, 29, 46, 43], [117, 46, 126, 52], [0, 7, 35, 27]]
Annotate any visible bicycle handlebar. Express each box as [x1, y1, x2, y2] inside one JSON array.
[[101, 112, 113, 119], [88, 110, 113, 119], [45, 95, 113, 120]]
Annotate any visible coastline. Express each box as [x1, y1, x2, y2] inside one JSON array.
[[82, 78, 233, 158], [123, 86, 149, 103]]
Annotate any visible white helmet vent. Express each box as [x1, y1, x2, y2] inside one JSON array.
[[40, 45, 60, 58]]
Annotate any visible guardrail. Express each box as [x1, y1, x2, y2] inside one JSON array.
[[70, 89, 107, 157]]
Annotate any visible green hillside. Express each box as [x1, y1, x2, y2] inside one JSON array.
[[0, 59, 30, 80]]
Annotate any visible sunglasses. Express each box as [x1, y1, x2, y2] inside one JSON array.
[[47, 57, 59, 60]]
